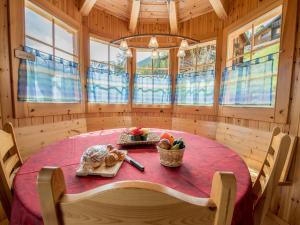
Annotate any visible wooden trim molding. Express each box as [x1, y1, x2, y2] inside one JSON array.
[[173, 106, 215, 115], [275, 0, 298, 123], [87, 104, 131, 113]]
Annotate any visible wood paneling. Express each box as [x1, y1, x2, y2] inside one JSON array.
[[0, 0, 14, 127], [15, 118, 87, 159], [216, 122, 272, 171]]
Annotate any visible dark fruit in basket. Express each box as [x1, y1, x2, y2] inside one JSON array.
[[158, 139, 171, 150], [173, 139, 185, 149]]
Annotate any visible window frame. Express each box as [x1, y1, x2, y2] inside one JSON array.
[[9, 0, 84, 118], [132, 48, 172, 108], [174, 37, 218, 115], [25, 1, 79, 62], [176, 40, 217, 107], [87, 34, 131, 113], [178, 40, 217, 73], [219, 1, 290, 123]]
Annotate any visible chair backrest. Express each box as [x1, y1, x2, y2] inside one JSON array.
[[252, 127, 291, 225], [0, 122, 23, 218], [38, 167, 237, 225]]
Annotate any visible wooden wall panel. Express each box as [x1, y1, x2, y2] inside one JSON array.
[[0, 0, 14, 127], [86, 113, 132, 131], [15, 118, 87, 159]]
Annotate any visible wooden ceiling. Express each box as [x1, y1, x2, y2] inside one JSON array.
[[94, 0, 214, 23]]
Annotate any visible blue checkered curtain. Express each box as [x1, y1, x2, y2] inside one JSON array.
[[87, 61, 129, 104], [219, 53, 278, 106], [133, 73, 171, 104], [18, 46, 81, 103], [175, 70, 215, 105]]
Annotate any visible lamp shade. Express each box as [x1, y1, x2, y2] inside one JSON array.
[[119, 39, 128, 51], [148, 36, 159, 49], [180, 39, 189, 49], [177, 49, 186, 58]]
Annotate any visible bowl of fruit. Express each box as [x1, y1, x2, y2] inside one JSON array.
[[157, 132, 186, 167]]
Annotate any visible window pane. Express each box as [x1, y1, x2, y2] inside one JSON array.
[[153, 51, 169, 75], [136, 51, 152, 75], [179, 49, 197, 73], [231, 29, 252, 64], [134, 50, 171, 105], [25, 38, 53, 55], [254, 15, 281, 49], [55, 23, 75, 55], [221, 6, 282, 107], [55, 50, 76, 62], [90, 40, 109, 63], [110, 46, 127, 72], [176, 41, 216, 106], [25, 7, 52, 45]]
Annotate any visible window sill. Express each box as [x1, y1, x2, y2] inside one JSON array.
[[25, 102, 85, 117], [87, 103, 131, 113], [132, 104, 172, 109], [173, 105, 215, 115]]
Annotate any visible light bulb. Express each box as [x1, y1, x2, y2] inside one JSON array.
[[152, 49, 159, 59], [148, 36, 159, 49], [119, 39, 128, 51], [180, 39, 189, 49], [177, 49, 186, 58], [126, 48, 132, 58]]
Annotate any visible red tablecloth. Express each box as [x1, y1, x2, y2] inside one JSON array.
[[10, 128, 253, 225]]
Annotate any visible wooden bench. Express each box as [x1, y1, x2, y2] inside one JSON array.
[[216, 122, 297, 184]]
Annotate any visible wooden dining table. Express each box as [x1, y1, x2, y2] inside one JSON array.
[[10, 128, 253, 225]]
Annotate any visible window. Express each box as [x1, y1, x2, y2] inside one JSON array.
[[87, 38, 129, 104], [175, 41, 216, 106], [18, 1, 81, 103], [25, 2, 78, 62], [220, 6, 282, 106], [133, 50, 171, 105]]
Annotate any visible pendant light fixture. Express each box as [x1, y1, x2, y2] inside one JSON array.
[[119, 39, 128, 51], [125, 48, 132, 58], [180, 39, 189, 49], [151, 49, 159, 59], [148, 36, 159, 49], [177, 48, 186, 58]]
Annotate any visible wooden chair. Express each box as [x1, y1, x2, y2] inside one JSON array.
[[249, 133, 297, 184], [252, 127, 291, 225], [0, 122, 23, 219], [38, 167, 237, 225]]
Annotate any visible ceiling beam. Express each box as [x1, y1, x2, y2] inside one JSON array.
[[168, 0, 178, 34], [79, 0, 97, 16], [129, 0, 141, 33], [208, 0, 227, 20]]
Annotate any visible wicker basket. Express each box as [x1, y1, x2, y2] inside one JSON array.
[[157, 146, 185, 167]]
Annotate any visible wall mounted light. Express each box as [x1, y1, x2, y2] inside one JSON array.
[[180, 39, 189, 49], [126, 48, 133, 58]]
